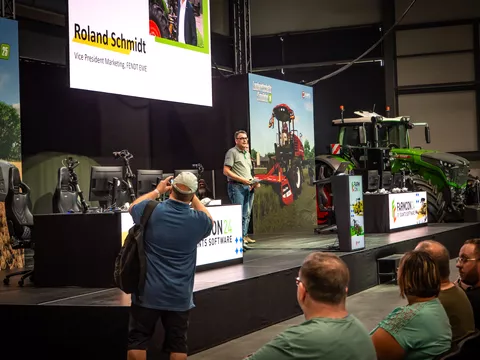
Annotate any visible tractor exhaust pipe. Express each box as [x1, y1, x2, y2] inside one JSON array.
[[371, 116, 380, 148]]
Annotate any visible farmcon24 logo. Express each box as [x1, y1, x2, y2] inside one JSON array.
[[211, 219, 233, 236], [0, 43, 11, 60], [351, 181, 361, 192]]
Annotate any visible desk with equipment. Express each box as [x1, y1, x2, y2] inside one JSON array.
[[29, 153, 243, 287]]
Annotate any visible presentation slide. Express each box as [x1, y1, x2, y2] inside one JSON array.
[[67, 0, 212, 106]]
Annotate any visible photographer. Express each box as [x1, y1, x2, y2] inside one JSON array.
[[127, 172, 213, 360]]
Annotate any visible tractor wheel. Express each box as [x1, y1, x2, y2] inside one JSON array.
[[149, 4, 169, 38], [315, 163, 334, 225], [407, 174, 446, 223], [288, 165, 303, 199]]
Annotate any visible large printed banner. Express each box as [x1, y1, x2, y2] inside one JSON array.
[[121, 204, 243, 267], [248, 74, 316, 234], [389, 191, 428, 230], [0, 18, 23, 270], [68, 0, 212, 106]]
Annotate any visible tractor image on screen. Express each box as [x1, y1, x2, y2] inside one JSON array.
[[255, 104, 311, 206], [149, 0, 178, 40]]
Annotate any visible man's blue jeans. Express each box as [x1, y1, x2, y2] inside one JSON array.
[[227, 183, 254, 238]]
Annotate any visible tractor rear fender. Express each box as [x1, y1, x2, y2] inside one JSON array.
[[315, 155, 352, 176]]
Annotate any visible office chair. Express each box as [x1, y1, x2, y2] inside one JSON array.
[[52, 166, 80, 213], [435, 330, 480, 359], [456, 330, 480, 357], [1, 163, 35, 286]]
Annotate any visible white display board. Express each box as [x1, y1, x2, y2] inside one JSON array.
[[196, 204, 243, 266], [67, 0, 212, 106], [388, 191, 428, 230], [120, 204, 243, 268]]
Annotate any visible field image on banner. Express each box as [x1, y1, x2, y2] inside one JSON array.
[[248, 74, 316, 234], [0, 18, 23, 271]]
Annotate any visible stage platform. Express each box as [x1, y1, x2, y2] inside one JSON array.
[[0, 223, 478, 360]]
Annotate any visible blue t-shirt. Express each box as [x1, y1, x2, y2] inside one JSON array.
[[130, 199, 213, 311]]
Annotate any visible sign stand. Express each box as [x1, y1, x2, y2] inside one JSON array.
[[332, 175, 365, 252]]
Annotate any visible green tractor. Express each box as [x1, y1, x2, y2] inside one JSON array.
[[315, 109, 470, 223]]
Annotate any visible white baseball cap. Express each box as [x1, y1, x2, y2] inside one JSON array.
[[172, 172, 198, 195]]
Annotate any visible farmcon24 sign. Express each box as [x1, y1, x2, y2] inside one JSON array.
[[121, 204, 243, 267], [196, 205, 243, 266], [389, 191, 428, 230]]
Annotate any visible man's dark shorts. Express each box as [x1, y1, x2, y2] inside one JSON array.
[[127, 303, 190, 354]]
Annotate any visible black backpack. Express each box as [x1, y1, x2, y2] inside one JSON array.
[[114, 200, 158, 294]]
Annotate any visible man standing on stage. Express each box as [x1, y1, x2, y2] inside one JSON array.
[[224, 130, 258, 250]]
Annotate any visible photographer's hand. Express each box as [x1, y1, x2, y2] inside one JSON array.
[[156, 176, 173, 195], [191, 195, 213, 223], [129, 176, 173, 213]]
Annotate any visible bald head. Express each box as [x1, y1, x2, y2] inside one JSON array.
[[299, 252, 349, 305], [415, 240, 450, 280]]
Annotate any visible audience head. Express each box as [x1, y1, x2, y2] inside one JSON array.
[[415, 240, 451, 282], [398, 250, 441, 300], [457, 238, 480, 287], [171, 172, 197, 203], [296, 252, 349, 309]]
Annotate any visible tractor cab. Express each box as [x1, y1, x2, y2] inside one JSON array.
[[331, 110, 432, 190], [255, 104, 308, 206], [269, 104, 305, 164], [334, 111, 431, 151]]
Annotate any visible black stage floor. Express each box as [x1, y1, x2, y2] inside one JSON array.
[[0, 223, 478, 360]]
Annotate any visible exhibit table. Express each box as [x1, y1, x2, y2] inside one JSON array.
[[364, 191, 428, 233], [34, 204, 243, 287]]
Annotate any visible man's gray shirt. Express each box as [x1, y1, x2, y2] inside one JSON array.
[[224, 146, 253, 182]]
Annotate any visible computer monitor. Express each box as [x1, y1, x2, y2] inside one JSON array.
[[174, 169, 199, 178], [89, 166, 123, 203], [137, 169, 163, 197], [382, 171, 393, 190], [162, 172, 174, 180]]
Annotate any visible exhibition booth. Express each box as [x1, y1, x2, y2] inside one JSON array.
[[2, 3, 478, 358]]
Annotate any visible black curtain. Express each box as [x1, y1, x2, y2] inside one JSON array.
[[19, 60, 249, 203], [149, 75, 249, 201]]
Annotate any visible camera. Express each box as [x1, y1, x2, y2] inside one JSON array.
[[65, 157, 79, 170], [113, 150, 133, 161]]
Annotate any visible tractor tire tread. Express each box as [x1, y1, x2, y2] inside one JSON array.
[[409, 175, 446, 223]]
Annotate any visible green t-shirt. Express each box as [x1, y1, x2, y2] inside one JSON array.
[[224, 146, 253, 181], [248, 315, 376, 360], [370, 298, 452, 360]]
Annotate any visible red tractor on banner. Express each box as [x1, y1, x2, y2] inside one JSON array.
[[255, 104, 307, 206]]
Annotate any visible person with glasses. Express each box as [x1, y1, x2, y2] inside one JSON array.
[[244, 252, 376, 360], [415, 240, 475, 342], [223, 130, 259, 250], [456, 238, 480, 328]]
